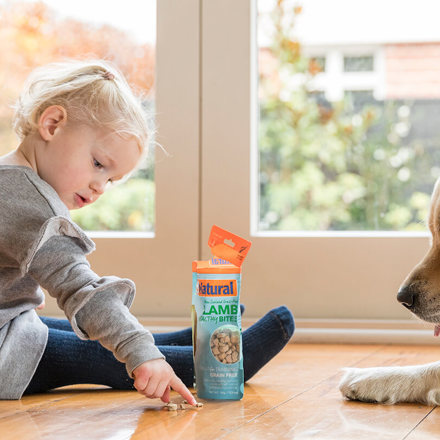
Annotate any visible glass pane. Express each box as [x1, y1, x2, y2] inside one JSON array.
[[257, 0, 440, 231], [344, 56, 374, 72], [309, 56, 326, 73], [344, 90, 375, 111], [0, 0, 156, 232]]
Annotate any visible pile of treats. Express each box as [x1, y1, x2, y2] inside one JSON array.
[[210, 329, 240, 364], [164, 400, 204, 411]]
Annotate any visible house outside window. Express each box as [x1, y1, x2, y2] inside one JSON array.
[[258, 0, 440, 232]]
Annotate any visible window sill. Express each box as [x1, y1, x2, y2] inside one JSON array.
[[252, 230, 429, 238], [87, 231, 155, 239]]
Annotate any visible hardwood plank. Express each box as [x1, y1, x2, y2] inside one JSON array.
[[124, 345, 387, 439], [225, 377, 433, 439], [2, 344, 440, 439], [0, 389, 148, 440], [223, 345, 440, 439], [0, 385, 109, 421], [404, 407, 440, 439], [0, 344, 380, 440]]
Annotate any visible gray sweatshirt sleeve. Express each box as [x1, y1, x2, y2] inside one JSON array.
[[0, 169, 164, 378], [27, 225, 165, 377]]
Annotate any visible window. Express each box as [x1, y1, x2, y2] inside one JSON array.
[[0, 0, 156, 231], [344, 55, 374, 72], [199, 0, 433, 322], [257, 0, 440, 232], [344, 90, 375, 110], [6, 0, 434, 323], [309, 56, 326, 73]]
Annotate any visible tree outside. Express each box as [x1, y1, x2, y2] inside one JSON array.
[[258, 1, 436, 231], [0, 1, 155, 231]]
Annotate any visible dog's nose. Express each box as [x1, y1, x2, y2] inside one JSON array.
[[397, 286, 415, 308]]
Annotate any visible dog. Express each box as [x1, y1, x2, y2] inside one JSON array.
[[339, 178, 440, 405]]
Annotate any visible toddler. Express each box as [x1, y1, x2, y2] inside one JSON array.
[[0, 60, 294, 402]]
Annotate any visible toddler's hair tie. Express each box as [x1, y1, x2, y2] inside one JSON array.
[[102, 71, 115, 81]]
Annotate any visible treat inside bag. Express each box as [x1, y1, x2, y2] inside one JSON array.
[[192, 225, 251, 400]]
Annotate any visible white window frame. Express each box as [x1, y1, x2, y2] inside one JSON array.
[[199, 0, 431, 324]]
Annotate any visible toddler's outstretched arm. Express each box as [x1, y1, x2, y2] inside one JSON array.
[[27, 232, 196, 403]]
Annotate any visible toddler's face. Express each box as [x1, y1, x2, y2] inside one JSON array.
[[36, 123, 141, 210]]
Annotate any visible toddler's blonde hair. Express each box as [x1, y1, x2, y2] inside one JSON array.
[[13, 59, 152, 154]]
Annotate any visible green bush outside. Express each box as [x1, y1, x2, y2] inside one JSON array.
[[71, 177, 154, 232], [258, 1, 434, 231]]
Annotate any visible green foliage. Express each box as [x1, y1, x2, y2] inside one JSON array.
[[258, 1, 431, 231], [71, 178, 154, 232]]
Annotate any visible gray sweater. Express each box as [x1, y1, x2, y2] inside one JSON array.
[[0, 165, 164, 399]]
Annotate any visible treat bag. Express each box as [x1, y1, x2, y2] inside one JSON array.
[[192, 226, 251, 400]]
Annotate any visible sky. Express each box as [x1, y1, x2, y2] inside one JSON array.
[[8, 0, 156, 44], [6, 0, 440, 47], [260, 0, 440, 45]]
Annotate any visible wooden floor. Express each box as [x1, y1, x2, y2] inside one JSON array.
[[3, 343, 440, 439]]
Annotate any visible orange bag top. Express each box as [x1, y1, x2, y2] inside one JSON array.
[[193, 226, 252, 273], [192, 258, 241, 274], [207, 225, 251, 268]]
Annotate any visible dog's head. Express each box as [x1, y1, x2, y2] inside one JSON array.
[[398, 177, 440, 325]]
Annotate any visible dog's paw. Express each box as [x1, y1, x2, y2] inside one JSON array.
[[339, 366, 415, 404], [339, 367, 393, 404], [339, 363, 440, 405]]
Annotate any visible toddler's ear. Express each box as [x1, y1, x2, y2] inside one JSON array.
[[38, 105, 67, 140]]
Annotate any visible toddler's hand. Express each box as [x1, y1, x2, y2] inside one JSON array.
[[132, 358, 197, 406]]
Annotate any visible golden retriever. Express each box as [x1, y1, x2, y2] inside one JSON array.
[[339, 178, 440, 405]]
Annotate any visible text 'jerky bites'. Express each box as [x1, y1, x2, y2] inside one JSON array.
[[192, 226, 251, 400]]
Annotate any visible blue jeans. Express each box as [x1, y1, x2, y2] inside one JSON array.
[[24, 307, 294, 395]]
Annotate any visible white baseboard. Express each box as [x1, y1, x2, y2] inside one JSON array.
[[137, 317, 439, 345], [44, 314, 438, 345], [292, 328, 437, 345]]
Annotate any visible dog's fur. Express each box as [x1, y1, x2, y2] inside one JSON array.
[[339, 178, 440, 405]]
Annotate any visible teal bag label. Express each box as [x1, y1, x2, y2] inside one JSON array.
[[192, 270, 244, 400]]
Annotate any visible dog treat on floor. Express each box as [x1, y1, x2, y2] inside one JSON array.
[[163, 401, 204, 411]]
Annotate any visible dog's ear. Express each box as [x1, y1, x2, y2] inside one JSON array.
[[427, 177, 440, 237]]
